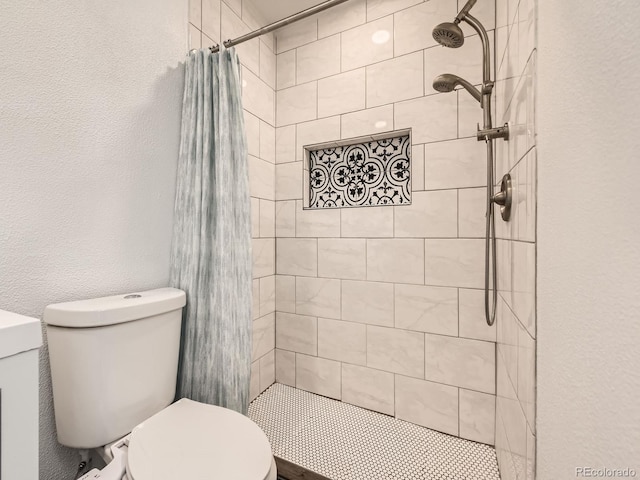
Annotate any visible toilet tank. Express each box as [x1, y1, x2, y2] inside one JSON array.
[[44, 288, 186, 449]]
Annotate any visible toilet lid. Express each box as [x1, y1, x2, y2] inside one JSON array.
[[127, 398, 273, 480]]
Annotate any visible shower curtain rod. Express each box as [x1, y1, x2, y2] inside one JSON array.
[[209, 0, 351, 53]]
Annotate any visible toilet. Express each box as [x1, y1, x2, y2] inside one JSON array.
[[44, 288, 276, 480]]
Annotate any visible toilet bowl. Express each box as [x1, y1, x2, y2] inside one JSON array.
[[125, 398, 276, 480], [44, 288, 277, 480]]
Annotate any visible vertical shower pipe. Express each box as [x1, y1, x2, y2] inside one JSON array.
[[463, 13, 499, 326]]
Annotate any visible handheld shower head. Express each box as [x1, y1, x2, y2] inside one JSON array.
[[432, 22, 465, 48], [433, 74, 482, 103]]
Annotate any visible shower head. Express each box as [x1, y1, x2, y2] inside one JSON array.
[[432, 0, 477, 48], [432, 22, 465, 48], [433, 74, 482, 103]]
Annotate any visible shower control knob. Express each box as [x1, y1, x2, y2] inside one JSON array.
[[492, 174, 512, 221]]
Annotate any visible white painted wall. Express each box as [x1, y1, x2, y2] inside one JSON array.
[[537, 1, 640, 477], [0, 1, 187, 478]]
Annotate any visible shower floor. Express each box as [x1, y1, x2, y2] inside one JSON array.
[[248, 384, 500, 480]]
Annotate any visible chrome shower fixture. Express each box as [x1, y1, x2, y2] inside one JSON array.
[[432, 0, 476, 48], [431, 0, 511, 328], [432, 74, 481, 103]]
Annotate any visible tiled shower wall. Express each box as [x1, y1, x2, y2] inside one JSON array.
[[273, 0, 499, 445], [494, 0, 537, 479], [187, 0, 278, 401]]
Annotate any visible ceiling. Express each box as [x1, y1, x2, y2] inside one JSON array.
[[253, 0, 327, 25]]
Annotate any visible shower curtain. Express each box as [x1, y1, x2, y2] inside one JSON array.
[[170, 48, 252, 414]]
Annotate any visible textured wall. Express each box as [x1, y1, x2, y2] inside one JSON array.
[[537, 1, 640, 478], [272, 0, 499, 445], [493, 0, 537, 478], [188, 0, 278, 402], [0, 1, 186, 477]]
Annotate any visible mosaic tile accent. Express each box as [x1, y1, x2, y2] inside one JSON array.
[[249, 384, 501, 480], [308, 135, 411, 209]]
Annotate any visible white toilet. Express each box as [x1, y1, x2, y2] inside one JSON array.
[[44, 288, 277, 480]]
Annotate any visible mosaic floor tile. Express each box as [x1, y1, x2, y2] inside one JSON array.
[[248, 384, 500, 480]]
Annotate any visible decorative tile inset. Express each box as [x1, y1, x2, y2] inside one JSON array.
[[308, 134, 411, 209], [249, 383, 500, 480]]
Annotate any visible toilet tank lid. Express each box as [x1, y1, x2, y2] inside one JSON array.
[[43, 288, 186, 328]]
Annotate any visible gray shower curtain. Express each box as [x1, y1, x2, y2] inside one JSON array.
[[170, 48, 252, 414]]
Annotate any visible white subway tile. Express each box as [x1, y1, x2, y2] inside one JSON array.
[[276, 238, 317, 276], [366, 52, 424, 108], [276, 50, 296, 89], [459, 388, 496, 445], [367, 326, 425, 377], [276, 275, 296, 313], [424, 137, 487, 190], [243, 67, 275, 125], [395, 94, 458, 144], [458, 0, 495, 36], [275, 349, 296, 386], [252, 279, 260, 320], [250, 360, 260, 400], [296, 354, 342, 399], [458, 89, 484, 138], [394, 190, 458, 238], [260, 41, 277, 89], [259, 121, 276, 164], [253, 238, 275, 278], [296, 116, 341, 160], [341, 205, 394, 237], [275, 162, 302, 200], [296, 201, 341, 238], [342, 364, 395, 415], [276, 125, 297, 164], [425, 334, 495, 393], [276, 312, 317, 355], [318, 69, 366, 118], [259, 199, 275, 238], [223, 0, 241, 17], [259, 275, 276, 317], [395, 375, 459, 436], [412, 144, 425, 191], [189, 23, 202, 50], [512, 240, 535, 337], [341, 16, 394, 71], [202, 0, 221, 45], [367, 239, 425, 284], [318, 0, 367, 38], [296, 35, 341, 84], [341, 280, 394, 327], [366, 0, 422, 21], [394, 0, 458, 56], [458, 187, 486, 238], [249, 156, 275, 200], [251, 197, 260, 238], [245, 111, 261, 158], [276, 16, 318, 53], [318, 318, 367, 365], [275, 200, 296, 237], [252, 312, 275, 360], [189, 0, 202, 28], [459, 288, 497, 342], [296, 276, 341, 319], [318, 238, 366, 280], [395, 284, 458, 335], [341, 105, 394, 139], [517, 323, 536, 431], [222, 4, 259, 75], [424, 238, 484, 288], [259, 350, 275, 392], [277, 82, 317, 127]]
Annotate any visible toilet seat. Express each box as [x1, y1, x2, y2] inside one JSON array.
[[126, 398, 274, 480]]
